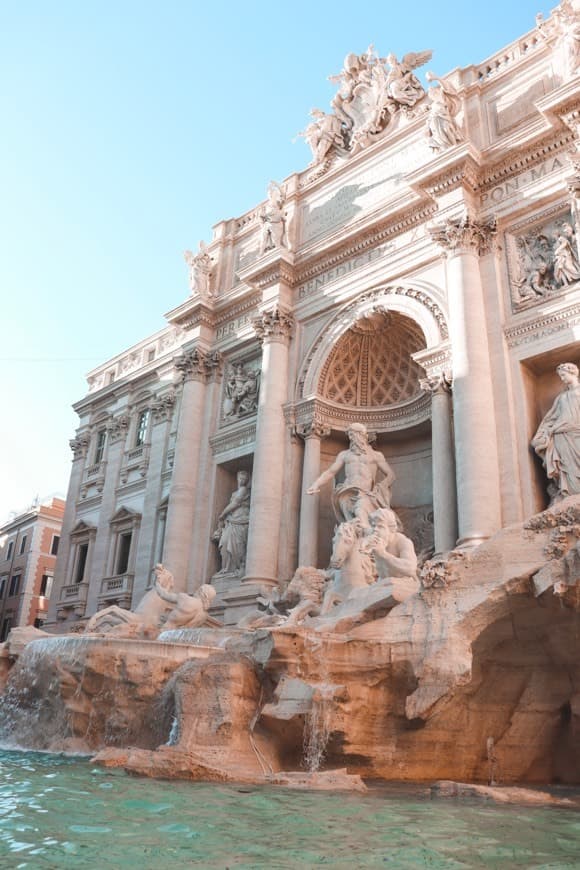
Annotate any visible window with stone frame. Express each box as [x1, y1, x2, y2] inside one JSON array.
[[50, 535, 60, 556], [0, 576, 7, 598], [74, 542, 89, 584], [135, 409, 150, 447], [5, 540, 13, 561], [19, 535, 27, 555], [115, 532, 133, 575], [9, 574, 21, 597], [108, 508, 141, 579], [94, 428, 107, 465], [39, 573, 53, 598]]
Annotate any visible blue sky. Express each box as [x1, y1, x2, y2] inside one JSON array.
[[0, 0, 550, 522]]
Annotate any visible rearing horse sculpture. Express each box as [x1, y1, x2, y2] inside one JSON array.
[[321, 521, 376, 614]]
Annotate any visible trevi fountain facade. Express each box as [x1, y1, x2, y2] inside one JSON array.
[[2, 1, 580, 790]]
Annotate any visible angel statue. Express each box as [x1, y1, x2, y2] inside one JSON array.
[[385, 50, 432, 110], [184, 242, 213, 298], [328, 47, 375, 133], [424, 72, 463, 152], [260, 181, 286, 254], [297, 108, 345, 165]]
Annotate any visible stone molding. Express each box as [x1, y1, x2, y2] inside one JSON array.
[[412, 341, 452, 381], [252, 307, 295, 344], [428, 212, 497, 257], [290, 393, 431, 435], [504, 300, 580, 348], [238, 248, 296, 291], [209, 421, 257, 456], [478, 131, 573, 192]]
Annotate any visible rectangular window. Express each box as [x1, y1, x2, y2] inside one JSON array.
[[9, 574, 21, 597], [0, 576, 6, 598], [0, 616, 13, 642], [50, 535, 60, 556], [40, 574, 53, 598], [94, 429, 107, 465], [19, 535, 27, 555], [147, 349, 155, 362], [6, 541, 13, 561], [135, 410, 149, 447], [74, 543, 89, 584], [116, 532, 132, 575]]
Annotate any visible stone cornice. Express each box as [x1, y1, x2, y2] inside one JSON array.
[[478, 130, 574, 191], [252, 307, 295, 344], [412, 342, 452, 380], [428, 212, 497, 256], [209, 420, 257, 456], [504, 300, 580, 348], [164, 298, 216, 331], [405, 143, 483, 199], [291, 393, 431, 434], [238, 248, 296, 290]]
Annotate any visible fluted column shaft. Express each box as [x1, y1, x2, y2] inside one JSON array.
[[298, 422, 330, 567], [163, 349, 212, 591], [431, 215, 501, 545], [244, 308, 294, 585]]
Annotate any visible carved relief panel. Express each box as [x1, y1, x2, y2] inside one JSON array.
[[506, 209, 580, 312], [221, 357, 261, 425]]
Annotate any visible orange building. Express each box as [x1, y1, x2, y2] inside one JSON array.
[[0, 498, 65, 640]]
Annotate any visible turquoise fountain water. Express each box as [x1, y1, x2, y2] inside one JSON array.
[[0, 749, 579, 868]]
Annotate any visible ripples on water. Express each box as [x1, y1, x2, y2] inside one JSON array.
[[0, 749, 579, 868]]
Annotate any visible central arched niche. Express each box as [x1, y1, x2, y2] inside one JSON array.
[[312, 309, 433, 567], [318, 310, 426, 408]]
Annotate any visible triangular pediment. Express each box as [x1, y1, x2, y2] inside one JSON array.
[[109, 506, 142, 526], [70, 520, 97, 538]]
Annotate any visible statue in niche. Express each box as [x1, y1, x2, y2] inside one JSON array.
[[537, 1, 580, 80], [297, 108, 346, 165], [307, 423, 395, 527], [532, 363, 580, 502], [424, 72, 463, 152], [260, 182, 286, 254], [184, 242, 213, 298], [212, 470, 251, 576], [223, 362, 260, 420]]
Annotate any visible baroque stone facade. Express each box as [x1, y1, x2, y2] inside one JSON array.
[[48, 4, 580, 628]]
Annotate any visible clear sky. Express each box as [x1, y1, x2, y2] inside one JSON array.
[[0, 0, 551, 523]]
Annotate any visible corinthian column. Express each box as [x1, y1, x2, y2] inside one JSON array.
[[429, 213, 501, 546], [420, 374, 458, 554], [297, 420, 330, 567], [163, 347, 213, 590], [244, 307, 294, 585]]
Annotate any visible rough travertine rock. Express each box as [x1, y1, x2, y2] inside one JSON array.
[[2, 499, 580, 788]]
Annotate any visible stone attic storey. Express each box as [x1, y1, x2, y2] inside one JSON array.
[[48, 1, 580, 630]]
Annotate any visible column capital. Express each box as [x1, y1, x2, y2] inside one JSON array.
[[428, 212, 497, 257], [174, 347, 222, 382], [420, 373, 453, 396], [107, 414, 130, 443], [252, 306, 295, 344], [151, 391, 176, 425], [297, 420, 331, 440], [69, 434, 90, 460]]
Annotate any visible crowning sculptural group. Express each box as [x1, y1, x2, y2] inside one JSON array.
[[297, 44, 463, 170]]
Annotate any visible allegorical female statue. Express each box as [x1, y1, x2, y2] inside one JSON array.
[[532, 362, 580, 501], [212, 470, 251, 575]]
